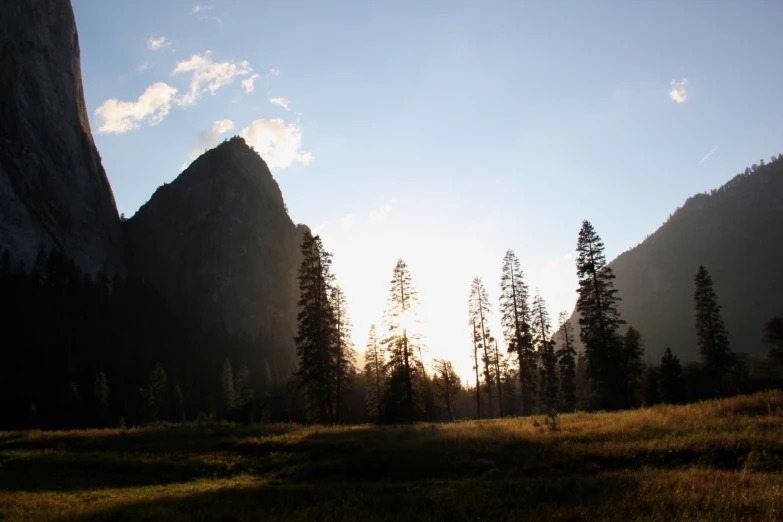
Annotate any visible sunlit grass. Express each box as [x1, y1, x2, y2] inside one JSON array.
[[1, 391, 782, 521]]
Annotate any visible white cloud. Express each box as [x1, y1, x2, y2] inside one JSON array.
[[147, 36, 171, 51], [341, 214, 356, 230], [370, 199, 397, 223], [270, 69, 279, 76], [95, 82, 178, 134], [270, 97, 291, 111], [192, 4, 214, 13], [188, 119, 235, 161], [699, 146, 718, 164], [173, 51, 252, 106], [669, 78, 689, 103], [241, 74, 260, 94], [240, 118, 313, 170], [136, 63, 149, 72]]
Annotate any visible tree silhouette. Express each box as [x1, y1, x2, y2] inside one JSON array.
[[295, 230, 337, 424], [147, 363, 167, 422], [659, 347, 683, 404], [693, 265, 735, 396], [469, 277, 494, 417], [222, 359, 236, 414], [382, 259, 421, 424], [576, 220, 625, 410], [330, 285, 356, 423], [556, 311, 577, 412], [364, 324, 385, 423], [432, 358, 460, 420], [93, 371, 110, 427], [532, 291, 557, 412], [499, 249, 535, 415], [621, 326, 645, 408]]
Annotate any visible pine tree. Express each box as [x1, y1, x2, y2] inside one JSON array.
[[644, 367, 660, 406], [491, 336, 504, 417], [171, 383, 185, 422], [574, 350, 590, 410], [222, 358, 236, 414], [432, 358, 460, 420], [532, 291, 557, 412], [471, 321, 482, 419], [556, 311, 577, 412], [295, 230, 337, 424], [765, 316, 783, 366], [330, 285, 356, 423], [147, 363, 167, 422], [693, 265, 735, 396], [364, 324, 385, 423], [499, 249, 535, 415], [382, 259, 422, 424], [659, 347, 683, 404], [93, 371, 111, 427], [575, 220, 625, 410], [469, 277, 494, 417], [234, 363, 252, 414], [621, 326, 646, 408]]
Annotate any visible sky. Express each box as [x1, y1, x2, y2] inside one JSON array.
[[73, 0, 783, 383]]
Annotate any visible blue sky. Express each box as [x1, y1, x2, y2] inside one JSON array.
[[73, 0, 783, 381]]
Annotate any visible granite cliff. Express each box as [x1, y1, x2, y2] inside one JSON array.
[[0, 0, 124, 276], [125, 137, 304, 375]]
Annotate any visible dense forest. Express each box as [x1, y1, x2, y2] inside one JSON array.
[[5, 156, 780, 431]]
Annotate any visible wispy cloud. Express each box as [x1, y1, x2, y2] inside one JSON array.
[[370, 199, 397, 224], [95, 82, 178, 134], [269, 69, 279, 76], [192, 4, 214, 13], [669, 78, 689, 103], [699, 146, 718, 164], [240, 118, 313, 170], [136, 63, 149, 72], [241, 74, 260, 94], [188, 119, 235, 161], [172, 51, 252, 106], [270, 97, 291, 111], [147, 36, 171, 51]]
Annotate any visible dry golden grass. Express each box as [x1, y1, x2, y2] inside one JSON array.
[[1, 391, 782, 521]]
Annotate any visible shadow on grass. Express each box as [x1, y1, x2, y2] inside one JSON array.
[[64, 474, 642, 522]]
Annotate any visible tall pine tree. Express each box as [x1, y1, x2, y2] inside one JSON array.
[[364, 324, 385, 423], [499, 249, 535, 415], [295, 230, 337, 424], [556, 311, 577, 412], [659, 347, 683, 404], [469, 277, 494, 417], [575, 220, 625, 410], [330, 285, 356, 423], [621, 326, 645, 408], [382, 259, 422, 424], [693, 265, 735, 397], [432, 358, 460, 420], [532, 291, 557, 412]]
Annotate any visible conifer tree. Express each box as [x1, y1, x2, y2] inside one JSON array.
[[222, 358, 236, 414], [93, 371, 110, 427], [432, 358, 460, 420], [499, 249, 536, 415], [295, 230, 337, 424], [765, 316, 783, 366], [147, 363, 167, 422], [621, 326, 646, 408], [556, 311, 577, 412], [532, 291, 557, 412], [491, 336, 504, 417], [382, 259, 422, 424], [234, 363, 252, 413], [644, 367, 660, 406], [659, 347, 683, 404], [693, 265, 735, 396], [574, 350, 590, 410], [364, 324, 385, 422], [171, 383, 185, 422], [575, 220, 625, 410], [471, 321, 482, 419], [330, 285, 356, 423], [469, 277, 494, 417]]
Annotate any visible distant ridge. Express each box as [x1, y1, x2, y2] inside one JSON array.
[[566, 155, 783, 362]]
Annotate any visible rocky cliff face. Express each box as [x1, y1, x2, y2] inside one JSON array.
[[565, 157, 783, 362], [125, 137, 303, 374], [0, 0, 124, 276]]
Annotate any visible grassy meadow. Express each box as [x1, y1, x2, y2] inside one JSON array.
[[2, 391, 783, 521]]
